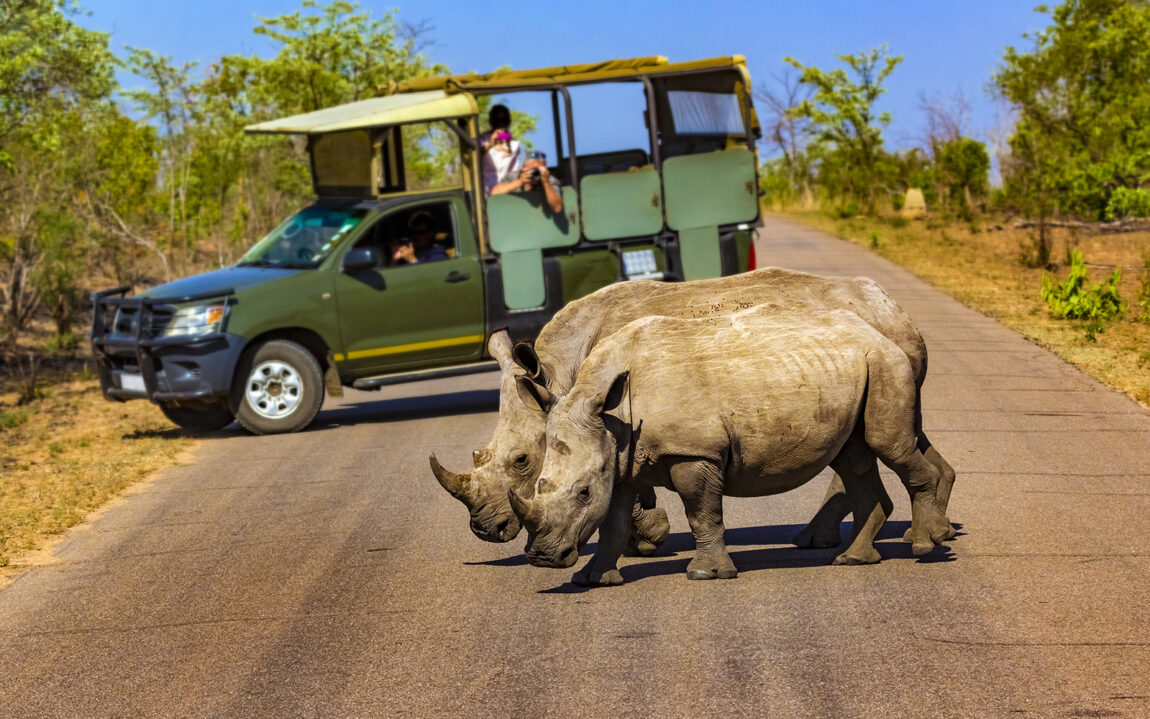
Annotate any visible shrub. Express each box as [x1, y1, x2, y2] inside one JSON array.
[[867, 230, 880, 249], [1104, 187, 1150, 221], [835, 200, 860, 219], [1040, 249, 1125, 323]]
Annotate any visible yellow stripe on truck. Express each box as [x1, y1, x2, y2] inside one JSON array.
[[333, 334, 484, 362]]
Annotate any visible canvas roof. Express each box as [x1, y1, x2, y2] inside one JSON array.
[[244, 90, 478, 135], [384, 56, 747, 94]]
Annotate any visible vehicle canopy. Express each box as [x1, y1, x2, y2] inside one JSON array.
[[245, 56, 761, 306]]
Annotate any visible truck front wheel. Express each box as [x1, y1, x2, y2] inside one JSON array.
[[234, 339, 325, 435], [159, 401, 234, 432]]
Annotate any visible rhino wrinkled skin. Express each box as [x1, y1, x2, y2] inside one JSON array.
[[430, 267, 955, 552], [512, 306, 954, 585]]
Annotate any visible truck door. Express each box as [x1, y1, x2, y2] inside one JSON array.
[[332, 199, 484, 377]]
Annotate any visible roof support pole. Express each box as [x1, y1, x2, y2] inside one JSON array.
[[639, 76, 661, 171]]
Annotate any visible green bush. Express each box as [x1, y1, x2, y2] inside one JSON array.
[[1041, 249, 1125, 322], [835, 200, 860, 219], [1104, 187, 1150, 221]]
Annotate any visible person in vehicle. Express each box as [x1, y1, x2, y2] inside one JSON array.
[[390, 211, 449, 265], [491, 150, 564, 214], [479, 104, 522, 193]]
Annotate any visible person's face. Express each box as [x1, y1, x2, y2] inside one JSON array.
[[490, 109, 510, 130], [410, 225, 434, 247]]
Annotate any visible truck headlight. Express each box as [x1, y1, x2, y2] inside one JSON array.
[[164, 304, 227, 337]]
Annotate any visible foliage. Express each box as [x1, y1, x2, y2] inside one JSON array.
[[1041, 250, 1125, 329], [933, 137, 990, 218], [785, 46, 903, 213], [994, 0, 1150, 219], [1104, 187, 1150, 221], [1137, 252, 1150, 322]]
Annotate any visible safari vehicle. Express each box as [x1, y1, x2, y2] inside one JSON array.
[[89, 55, 763, 434]]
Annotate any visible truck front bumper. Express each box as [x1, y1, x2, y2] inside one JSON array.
[[90, 287, 245, 404]]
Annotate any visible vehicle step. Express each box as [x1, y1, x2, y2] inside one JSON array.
[[352, 360, 500, 390]]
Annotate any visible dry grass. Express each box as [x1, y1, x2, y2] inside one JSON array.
[[779, 210, 1150, 408], [0, 372, 195, 580]]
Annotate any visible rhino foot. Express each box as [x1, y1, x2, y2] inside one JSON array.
[[686, 555, 737, 580], [571, 568, 624, 587], [632, 507, 671, 549], [901, 519, 956, 544], [792, 523, 842, 549], [623, 537, 659, 557], [833, 546, 881, 565]]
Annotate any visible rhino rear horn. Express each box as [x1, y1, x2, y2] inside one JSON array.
[[429, 454, 472, 501]]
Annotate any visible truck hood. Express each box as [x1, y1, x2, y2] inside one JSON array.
[[135, 266, 302, 301]]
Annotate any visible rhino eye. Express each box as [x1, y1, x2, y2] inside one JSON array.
[[576, 486, 591, 505], [514, 454, 529, 467]]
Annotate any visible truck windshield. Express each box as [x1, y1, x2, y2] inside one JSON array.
[[238, 206, 367, 268]]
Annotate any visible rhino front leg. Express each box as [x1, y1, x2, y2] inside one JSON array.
[[792, 474, 849, 548], [671, 459, 737, 580], [571, 484, 637, 587]]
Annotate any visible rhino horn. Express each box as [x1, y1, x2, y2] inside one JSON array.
[[429, 454, 472, 501], [507, 486, 539, 526]]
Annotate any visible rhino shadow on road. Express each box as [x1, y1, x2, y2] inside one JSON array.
[[467, 521, 959, 573], [534, 524, 956, 592], [308, 389, 500, 429]]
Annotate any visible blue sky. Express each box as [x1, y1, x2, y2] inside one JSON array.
[[78, 1, 1049, 157]]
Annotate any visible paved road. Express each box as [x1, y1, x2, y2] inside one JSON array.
[[2, 217, 1149, 718]]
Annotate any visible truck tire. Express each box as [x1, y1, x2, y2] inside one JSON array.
[[159, 401, 234, 432], [234, 339, 325, 435]]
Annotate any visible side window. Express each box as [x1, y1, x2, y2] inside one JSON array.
[[353, 202, 457, 268]]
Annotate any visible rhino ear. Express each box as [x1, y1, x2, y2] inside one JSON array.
[[513, 341, 548, 385], [487, 329, 514, 366], [600, 371, 629, 415], [515, 375, 554, 413]]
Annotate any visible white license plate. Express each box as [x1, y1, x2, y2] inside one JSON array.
[[120, 373, 146, 393]]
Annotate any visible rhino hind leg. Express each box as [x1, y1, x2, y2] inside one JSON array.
[[671, 459, 738, 580], [900, 439, 958, 543], [830, 438, 892, 566], [864, 349, 950, 555], [792, 474, 850, 548]]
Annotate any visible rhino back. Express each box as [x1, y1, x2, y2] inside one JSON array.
[[535, 268, 925, 397]]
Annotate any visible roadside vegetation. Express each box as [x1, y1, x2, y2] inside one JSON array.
[[777, 211, 1150, 407], [761, 0, 1150, 408], [0, 366, 194, 578]]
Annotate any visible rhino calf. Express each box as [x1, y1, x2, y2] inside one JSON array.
[[510, 306, 952, 585]]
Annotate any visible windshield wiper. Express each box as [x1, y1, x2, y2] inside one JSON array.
[[236, 260, 277, 267]]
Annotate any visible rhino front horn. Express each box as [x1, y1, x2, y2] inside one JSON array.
[[507, 486, 538, 526], [429, 454, 472, 501]]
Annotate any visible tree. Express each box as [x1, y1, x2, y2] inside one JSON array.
[[993, 0, 1150, 219], [0, 0, 116, 343], [754, 67, 814, 205], [785, 46, 904, 212]]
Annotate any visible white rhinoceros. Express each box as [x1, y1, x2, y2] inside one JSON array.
[[509, 306, 953, 585], [430, 268, 956, 551]]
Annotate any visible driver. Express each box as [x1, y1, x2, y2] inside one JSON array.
[[390, 211, 449, 265]]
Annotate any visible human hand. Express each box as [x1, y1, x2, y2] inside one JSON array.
[[392, 241, 415, 264]]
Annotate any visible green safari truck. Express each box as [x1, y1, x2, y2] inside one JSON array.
[[89, 56, 764, 434]]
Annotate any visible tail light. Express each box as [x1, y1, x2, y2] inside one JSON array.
[[747, 240, 757, 271]]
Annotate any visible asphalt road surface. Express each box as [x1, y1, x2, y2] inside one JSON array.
[[2, 217, 1149, 718]]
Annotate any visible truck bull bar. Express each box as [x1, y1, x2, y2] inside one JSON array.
[[89, 286, 235, 402]]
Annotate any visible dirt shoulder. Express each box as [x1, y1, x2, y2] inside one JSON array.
[[777, 210, 1150, 408], [1, 373, 196, 587]]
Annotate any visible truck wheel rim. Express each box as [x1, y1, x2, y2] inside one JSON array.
[[246, 360, 303, 420]]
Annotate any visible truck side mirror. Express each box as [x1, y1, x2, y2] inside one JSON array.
[[342, 247, 380, 272]]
